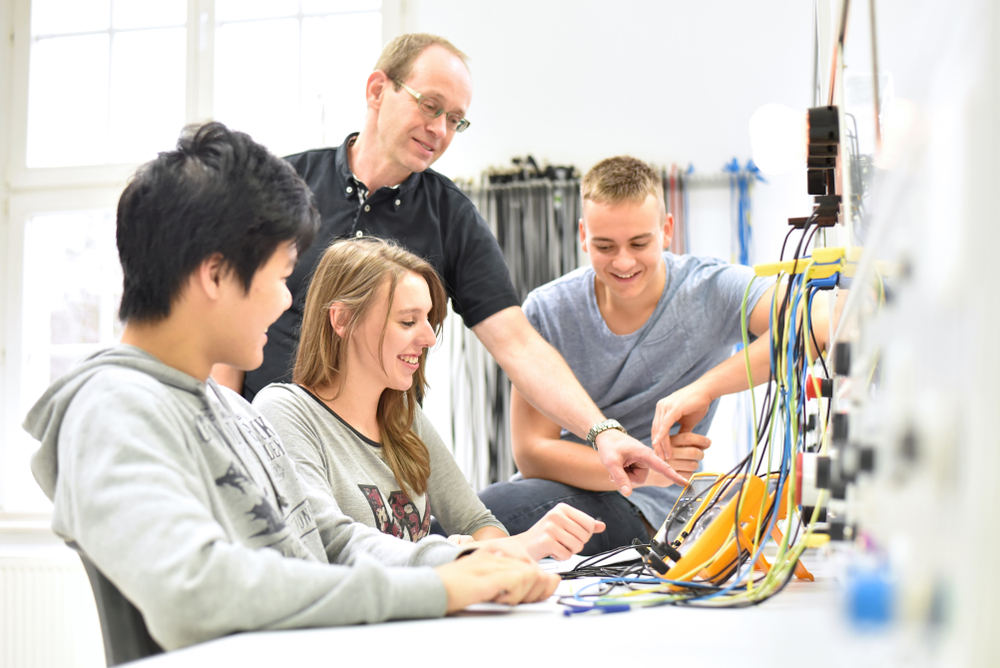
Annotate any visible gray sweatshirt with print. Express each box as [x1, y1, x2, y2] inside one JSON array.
[[253, 383, 507, 543], [24, 345, 460, 651]]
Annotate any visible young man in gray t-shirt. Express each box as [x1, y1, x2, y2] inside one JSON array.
[[479, 156, 786, 554]]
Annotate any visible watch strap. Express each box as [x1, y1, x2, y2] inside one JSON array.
[[587, 418, 627, 448]]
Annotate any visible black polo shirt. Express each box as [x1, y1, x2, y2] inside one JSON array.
[[243, 134, 519, 401]]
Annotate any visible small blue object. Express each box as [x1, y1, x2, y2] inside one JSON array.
[[808, 273, 840, 289], [845, 568, 893, 629], [562, 604, 631, 617]]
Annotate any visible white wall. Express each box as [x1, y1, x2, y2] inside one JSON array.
[[400, 1, 820, 468], [402, 0, 817, 259]]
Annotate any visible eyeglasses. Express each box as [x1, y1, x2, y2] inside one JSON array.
[[394, 79, 471, 133]]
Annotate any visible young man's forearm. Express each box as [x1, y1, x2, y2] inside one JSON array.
[[516, 438, 621, 492]]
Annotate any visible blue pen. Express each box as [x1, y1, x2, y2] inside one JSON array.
[[562, 604, 631, 616]]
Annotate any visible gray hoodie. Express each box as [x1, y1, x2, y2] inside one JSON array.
[[25, 345, 459, 650]]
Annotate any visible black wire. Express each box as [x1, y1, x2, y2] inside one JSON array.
[[559, 544, 648, 581]]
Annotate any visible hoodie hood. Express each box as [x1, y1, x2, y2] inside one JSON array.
[[25, 345, 208, 500]]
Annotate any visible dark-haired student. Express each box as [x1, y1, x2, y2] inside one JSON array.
[[24, 122, 558, 652]]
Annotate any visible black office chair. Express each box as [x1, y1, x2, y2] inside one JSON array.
[[69, 543, 164, 666]]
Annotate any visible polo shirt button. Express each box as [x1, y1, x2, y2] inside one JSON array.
[[364, 205, 370, 212], [346, 186, 353, 194], [395, 199, 401, 206], [355, 231, 364, 238]]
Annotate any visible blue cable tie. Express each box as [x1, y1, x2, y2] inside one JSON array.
[[562, 604, 631, 616], [808, 274, 840, 289]]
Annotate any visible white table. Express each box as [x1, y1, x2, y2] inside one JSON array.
[[134, 550, 906, 668]]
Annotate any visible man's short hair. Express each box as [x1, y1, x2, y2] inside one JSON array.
[[375, 33, 469, 90], [116, 122, 319, 323], [581, 156, 665, 214]]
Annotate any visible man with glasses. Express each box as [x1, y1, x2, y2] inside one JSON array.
[[217, 33, 684, 495]]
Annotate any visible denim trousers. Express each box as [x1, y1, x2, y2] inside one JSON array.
[[476, 478, 650, 556]]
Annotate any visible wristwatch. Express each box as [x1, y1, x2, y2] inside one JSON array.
[[586, 419, 627, 448]]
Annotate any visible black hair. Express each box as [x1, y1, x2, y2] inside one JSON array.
[[116, 121, 319, 322]]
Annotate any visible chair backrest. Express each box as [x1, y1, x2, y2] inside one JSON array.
[[70, 545, 165, 666]]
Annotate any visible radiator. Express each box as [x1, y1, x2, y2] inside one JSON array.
[[0, 549, 105, 668]]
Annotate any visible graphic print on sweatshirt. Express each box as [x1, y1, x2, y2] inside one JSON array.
[[358, 484, 431, 541], [197, 404, 318, 558]]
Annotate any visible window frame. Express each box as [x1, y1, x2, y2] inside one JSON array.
[[0, 0, 395, 520]]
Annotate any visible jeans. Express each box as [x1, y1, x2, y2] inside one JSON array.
[[477, 478, 649, 556]]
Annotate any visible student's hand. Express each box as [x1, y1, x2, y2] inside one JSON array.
[[435, 549, 560, 612], [464, 536, 535, 564], [637, 433, 710, 487], [447, 534, 475, 546], [513, 503, 606, 561], [594, 428, 688, 495], [650, 383, 714, 460]]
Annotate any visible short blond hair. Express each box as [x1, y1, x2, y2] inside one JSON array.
[[582, 156, 665, 214], [375, 33, 469, 90]]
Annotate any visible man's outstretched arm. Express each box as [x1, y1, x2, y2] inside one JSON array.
[[473, 306, 688, 494]]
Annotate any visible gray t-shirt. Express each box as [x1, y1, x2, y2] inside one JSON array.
[[254, 383, 507, 541], [522, 251, 770, 525]]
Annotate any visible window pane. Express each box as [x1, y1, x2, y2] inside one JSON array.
[[214, 19, 301, 153], [32, 0, 110, 36], [302, 0, 381, 13], [22, 211, 123, 386], [113, 0, 186, 29], [216, 0, 298, 22], [9, 210, 121, 513], [109, 28, 187, 163], [27, 34, 110, 168], [302, 12, 381, 147]]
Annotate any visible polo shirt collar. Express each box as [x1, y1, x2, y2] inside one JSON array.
[[334, 132, 421, 199]]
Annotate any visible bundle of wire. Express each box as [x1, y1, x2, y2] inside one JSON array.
[[558, 214, 840, 612]]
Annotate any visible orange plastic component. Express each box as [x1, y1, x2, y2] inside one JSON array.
[[649, 472, 814, 588], [659, 475, 766, 590]]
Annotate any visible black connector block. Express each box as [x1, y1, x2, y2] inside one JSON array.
[[808, 106, 840, 145], [649, 539, 682, 563], [809, 144, 838, 157], [646, 552, 669, 575], [832, 413, 849, 444], [816, 456, 832, 489], [860, 447, 876, 472], [807, 169, 829, 195], [833, 341, 851, 376], [808, 155, 837, 168], [801, 505, 828, 522]]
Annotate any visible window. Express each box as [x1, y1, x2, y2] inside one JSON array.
[[1, 0, 384, 514], [26, 0, 187, 168]]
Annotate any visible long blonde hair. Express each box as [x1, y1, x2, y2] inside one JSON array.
[[294, 238, 447, 495]]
